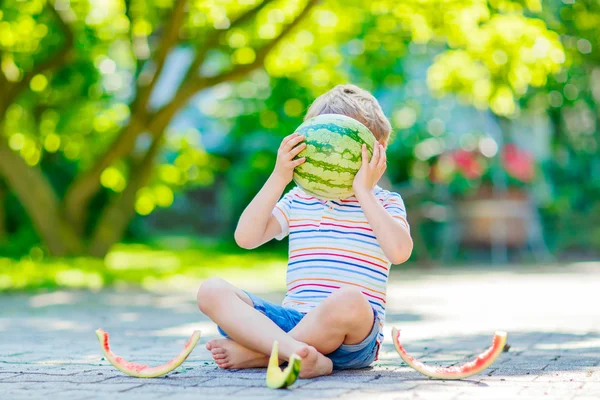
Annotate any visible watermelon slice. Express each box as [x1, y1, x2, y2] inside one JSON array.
[[392, 328, 507, 380], [266, 341, 302, 389], [95, 329, 201, 378]]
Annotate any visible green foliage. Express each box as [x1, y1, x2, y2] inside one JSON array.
[[0, 238, 287, 291], [0, 0, 598, 259]]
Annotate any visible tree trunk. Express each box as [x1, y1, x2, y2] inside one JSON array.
[[0, 135, 82, 255], [88, 131, 165, 257], [63, 117, 147, 233], [63, 0, 187, 233]]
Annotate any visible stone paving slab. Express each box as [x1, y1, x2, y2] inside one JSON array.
[[1, 263, 599, 399]]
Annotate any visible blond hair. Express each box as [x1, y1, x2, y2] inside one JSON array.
[[304, 84, 392, 144]]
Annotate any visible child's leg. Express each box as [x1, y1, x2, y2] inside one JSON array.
[[197, 278, 332, 378], [205, 285, 374, 369], [288, 286, 375, 355]]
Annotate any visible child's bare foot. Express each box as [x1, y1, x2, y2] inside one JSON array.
[[206, 339, 268, 369], [296, 345, 333, 378]]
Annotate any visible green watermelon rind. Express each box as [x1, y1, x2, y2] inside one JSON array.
[[292, 114, 376, 200]]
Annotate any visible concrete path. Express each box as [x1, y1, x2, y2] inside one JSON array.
[[1, 263, 599, 399]]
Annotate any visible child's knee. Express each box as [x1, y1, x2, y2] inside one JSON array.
[[327, 287, 372, 326], [197, 277, 229, 313]]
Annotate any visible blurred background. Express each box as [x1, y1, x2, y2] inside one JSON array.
[[0, 0, 599, 292]]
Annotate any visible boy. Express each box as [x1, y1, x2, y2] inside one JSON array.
[[197, 84, 413, 378]]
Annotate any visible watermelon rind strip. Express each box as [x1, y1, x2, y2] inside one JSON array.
[[95, 329, 201, 378], [392, 327, 507, 380]]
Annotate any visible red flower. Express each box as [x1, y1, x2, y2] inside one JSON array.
[[501, 144, 534, 182], [452, 150, 483, 179]]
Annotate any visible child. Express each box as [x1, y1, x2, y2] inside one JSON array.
[[197, 84, 413, 378]]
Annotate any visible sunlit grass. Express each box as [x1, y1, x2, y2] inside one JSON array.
[[0, 237, 288, 292]]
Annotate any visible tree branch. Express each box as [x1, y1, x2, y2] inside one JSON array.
[[124, 0, 142, 78], [3, 2, 74, 109], [88, 129, 166, 257], [0, 52, 8, 116], [186, 0, 274, 80], [133, 0, 188, 114], [159, 0, 319, 124]]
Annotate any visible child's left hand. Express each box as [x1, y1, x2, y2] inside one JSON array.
[[353, 142, 386, 196]]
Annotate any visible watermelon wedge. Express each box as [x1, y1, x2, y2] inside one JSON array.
[[266, 341, 302, 389], [392, 327, 507, 380], [95, 329, 201, 378]]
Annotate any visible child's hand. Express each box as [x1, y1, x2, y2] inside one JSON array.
[[273, 133, 306, 184], [353, 143, 386, 196]]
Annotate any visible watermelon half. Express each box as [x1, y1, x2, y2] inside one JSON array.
[[293, 113, 376, 200], [392, 328, 507, 380], [95, 329, 201, 378], [266, 341, 302, 389]]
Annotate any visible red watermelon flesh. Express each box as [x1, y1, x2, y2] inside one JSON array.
[[96, 329, 201, 378], [392, 327, 507, 380]]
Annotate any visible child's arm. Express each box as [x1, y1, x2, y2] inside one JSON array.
[[234, 133, 306, 249], [354, 143, 413, 264]]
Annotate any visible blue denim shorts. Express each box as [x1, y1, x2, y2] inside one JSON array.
[[217, 291, 381, 370]]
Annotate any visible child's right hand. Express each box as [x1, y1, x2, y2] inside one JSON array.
[[273, 133, 306, 184]]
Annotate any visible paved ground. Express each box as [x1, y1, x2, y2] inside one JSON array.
[[1, 262, 599, 399]]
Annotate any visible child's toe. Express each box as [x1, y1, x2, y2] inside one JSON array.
[[296, 346, 309, 358]]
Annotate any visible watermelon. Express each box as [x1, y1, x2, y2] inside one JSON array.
[[392, 328, 507, 380], [293, 114, 376, 200], [95, 329, 201, 378], [266, 341, 302, 389]]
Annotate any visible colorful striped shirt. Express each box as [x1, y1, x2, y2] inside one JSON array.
[[272, 185, 410, 346]]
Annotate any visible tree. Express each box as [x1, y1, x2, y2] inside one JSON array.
[[0, 0, 318, 256]]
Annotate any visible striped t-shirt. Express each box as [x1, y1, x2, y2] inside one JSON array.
[[272, 185, 410, 345]]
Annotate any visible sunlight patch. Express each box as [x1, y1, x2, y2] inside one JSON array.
[[535, 338, 600, 350], [29, 291, 77, 308], [149, 322, 217, 337]]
